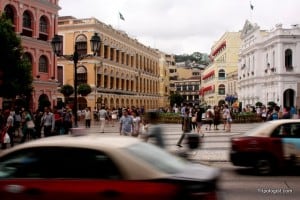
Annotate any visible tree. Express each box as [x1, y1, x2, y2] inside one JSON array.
[[78, 83, 92, 96], [169, 93, 184, 107], [267, 101, 277, 108], [60, 84, 74, 97], [174, 52, 210, 66], [0, 13, 33, 100], [255, 102, 263, 107]]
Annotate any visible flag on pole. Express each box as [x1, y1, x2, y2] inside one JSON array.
[[250, 2, 254, 10], [119, 12, 125, 21]]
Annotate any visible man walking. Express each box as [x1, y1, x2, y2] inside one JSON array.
[[177, 108, 192, 147], [41, 107, 55, 137], [98, 106, 108, 133], [119, 109, 134, 136], [84, 107, 91, 128]]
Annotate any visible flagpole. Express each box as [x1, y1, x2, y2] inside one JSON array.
[[117, 12, 120, 29], [249, 1, 253, 21]]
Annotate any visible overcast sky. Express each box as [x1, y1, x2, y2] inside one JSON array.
[[58, 0, 300, 55]]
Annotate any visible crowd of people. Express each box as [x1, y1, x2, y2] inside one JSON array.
[[1, 102, 300, 150]]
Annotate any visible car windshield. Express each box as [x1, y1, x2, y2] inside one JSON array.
[[125, 142, 188, 174]]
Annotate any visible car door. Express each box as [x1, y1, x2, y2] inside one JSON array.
[[0, 148, 47, 200], [0, 146, 178, 200], [281, 123, 300, 165]]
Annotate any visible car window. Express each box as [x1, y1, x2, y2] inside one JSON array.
[[0, 149, 42, 178], [125, 142, 187, 174], [271, 123, 300, 138], [0, 147, 122, 179]]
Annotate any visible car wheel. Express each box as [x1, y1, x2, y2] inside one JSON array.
[[255, 157, 273, 175]]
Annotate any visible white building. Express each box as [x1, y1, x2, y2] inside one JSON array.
[[238, 20, 300, 109]]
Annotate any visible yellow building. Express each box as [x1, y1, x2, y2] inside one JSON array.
[[158, 52, 172, 109], [56, 16, 163, 111], [201, 32, 241, 106]]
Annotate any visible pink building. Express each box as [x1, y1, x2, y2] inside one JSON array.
[[0, 0, 60, 111]]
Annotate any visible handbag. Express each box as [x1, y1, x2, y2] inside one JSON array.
[[3, 132, 10, 144], [27, 120, 35, 129], [192, 116, 197, 123]]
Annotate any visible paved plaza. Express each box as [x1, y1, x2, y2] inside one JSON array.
[[78, 121, 262, 163], [1, 120, 262, 164]]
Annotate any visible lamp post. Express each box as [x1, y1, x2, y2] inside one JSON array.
[[51, 33, 101, 127]]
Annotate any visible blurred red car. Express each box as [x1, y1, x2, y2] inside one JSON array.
[[230, 119, 300, 175], [0, 133, 220, 200]]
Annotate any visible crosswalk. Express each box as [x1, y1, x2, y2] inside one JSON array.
[[85, 122, 262, 162], [1, 121, 262, 163]]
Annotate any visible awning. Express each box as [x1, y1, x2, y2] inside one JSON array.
[[202, 70, 215, 80], [199, 85, 215, 95], [212, 41, 226, 56]]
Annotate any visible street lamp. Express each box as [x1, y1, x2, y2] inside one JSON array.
[[51, 33, 101, 127]]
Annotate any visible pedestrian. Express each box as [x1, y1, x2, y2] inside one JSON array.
[[119, 109, 134, 136], [132, 110, 141, 137], [191, 108, 197, 132], [223, 105, 232, 132], [111, 108, 118, 127], [177, 108, 192, 147], [1, 111, 14, 149], [13, 110, 22, 137], [180, 103, 187, 130], [41, 107, 55, 137], [62, 108, 72, 134], [98, 106, 108, 133], [196, 108, 204, 137], [213, 106, 221, 130], [21, 110, 35, 142], [205, 106, 214, 131], [142, 110, 165, 148], [84, 107, 91, 128]]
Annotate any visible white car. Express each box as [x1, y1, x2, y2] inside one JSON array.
[[0, 133, 220, 200]]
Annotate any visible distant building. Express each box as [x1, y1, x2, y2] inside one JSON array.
[[56, 16, 161, 110], [0, 0, 60, 111], [169, 63, 202, 106], [201, 32, 241, 106], [158, 53, 172, 108], [238, 21, 300, 109]]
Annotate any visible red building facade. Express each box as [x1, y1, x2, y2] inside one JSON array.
[[0, 0, 60, 111]]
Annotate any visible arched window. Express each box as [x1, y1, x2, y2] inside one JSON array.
[[39, 16, 48, 41], [39, 55, 48, 73], [77, 66, 87, 85], [218, 84, 225, 95], [218, 69, 226, 80], [285, 49, 293, 71], [75, 34, 87, 55], [22, 10, 33, 37], [4, 5, 15, 29]]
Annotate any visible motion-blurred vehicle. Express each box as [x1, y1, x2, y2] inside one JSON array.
[[230, 119, 300, 175], [0, 132, 220, 200]]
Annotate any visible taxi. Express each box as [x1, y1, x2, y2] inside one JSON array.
[[0, 132, 220, 200], [230, 119, 300, 175]]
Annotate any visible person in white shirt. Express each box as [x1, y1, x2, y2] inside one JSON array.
[[98, 106, 108, 133], [84, 107, 91, 128]]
